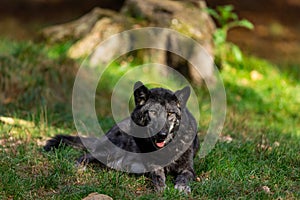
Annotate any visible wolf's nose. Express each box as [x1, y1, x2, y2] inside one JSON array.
[[158, 132, 167, 138]]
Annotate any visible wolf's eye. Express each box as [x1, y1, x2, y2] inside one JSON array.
[[167, 112, 172, 116], [149, 110, 157, 115]]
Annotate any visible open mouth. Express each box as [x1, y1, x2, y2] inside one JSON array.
[[154, 122, 176, 148], [155, 133, 174, 148], [155, 140, 166, 148]]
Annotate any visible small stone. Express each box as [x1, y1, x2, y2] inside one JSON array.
[[82, 192, 113, 200]]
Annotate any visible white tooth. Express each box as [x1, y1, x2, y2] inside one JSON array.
[[169, 122, 174, 132]]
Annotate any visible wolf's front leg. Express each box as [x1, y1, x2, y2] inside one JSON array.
[[150, 168, 166, 192], [174, 169, 195, 194], [76, 153, 97, 166]]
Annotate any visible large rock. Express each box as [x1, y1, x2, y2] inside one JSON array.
[[67, 8, 133, 59], [122, 0, 214, 55], [41, 0, 215, 84], [121, 0, 215, 84], [41, 8, 121, 43]]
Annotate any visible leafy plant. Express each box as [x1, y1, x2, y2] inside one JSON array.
[[206, 5, 254, 67]]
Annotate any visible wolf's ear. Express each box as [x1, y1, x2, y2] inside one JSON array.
[[175, 86, 190, 107], [134, 81, 150, 106]]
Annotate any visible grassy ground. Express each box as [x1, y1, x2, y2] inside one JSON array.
[[0, 38, 299, 199]]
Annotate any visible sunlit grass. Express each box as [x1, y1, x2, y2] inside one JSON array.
[[0, 38, 299, 199]]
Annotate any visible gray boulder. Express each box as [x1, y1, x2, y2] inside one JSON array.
[[41, 0, 215, 84]]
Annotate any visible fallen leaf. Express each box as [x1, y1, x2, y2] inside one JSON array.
[[262, 185, 271, 194], [273, 141, 280, 147], [220, 135, 233, 143], [198, 172, 210, 181]]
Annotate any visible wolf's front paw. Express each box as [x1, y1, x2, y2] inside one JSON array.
[[154, 184, 166, 193], [175, 184, 191, 194]]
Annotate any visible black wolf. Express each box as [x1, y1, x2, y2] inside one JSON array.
[[44, 81, 199, 193]]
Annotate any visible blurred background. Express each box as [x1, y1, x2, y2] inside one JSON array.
[[1, 0, 300, 66]]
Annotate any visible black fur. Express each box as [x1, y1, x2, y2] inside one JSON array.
[[44, 81, 199, 193]]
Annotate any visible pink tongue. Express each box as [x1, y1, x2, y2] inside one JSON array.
[[156, 141, 165, 148]]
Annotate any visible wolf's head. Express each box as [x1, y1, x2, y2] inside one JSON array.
[[131, 81, 190, 150]]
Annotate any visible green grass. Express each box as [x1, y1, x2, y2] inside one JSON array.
[[0, 38, 299, 199]]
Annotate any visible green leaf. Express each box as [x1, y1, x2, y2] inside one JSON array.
[[231, 44, 243, 62], [217, 5, 239, 26], [213, 29, 227, 46], [217, 5, 234, 14], [237, 19, 254, 30], [204, 7, 220, 20]]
